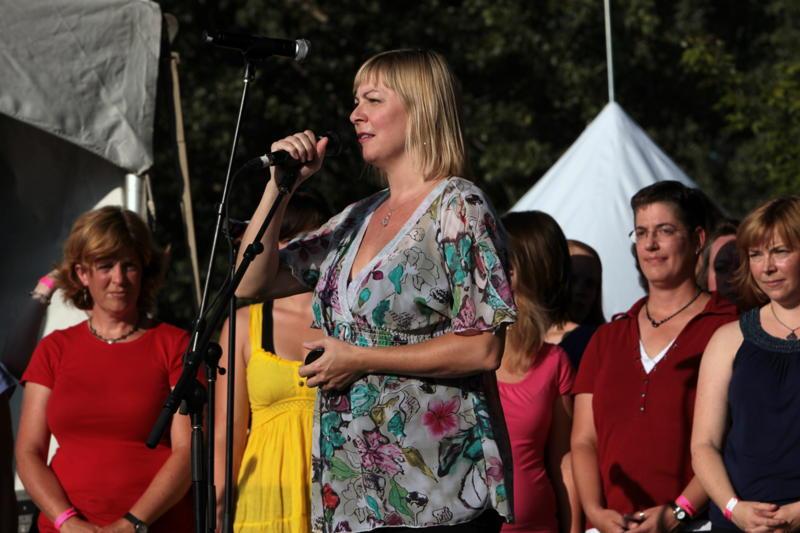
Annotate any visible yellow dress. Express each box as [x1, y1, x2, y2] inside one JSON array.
[[233, 303, 316, 533]]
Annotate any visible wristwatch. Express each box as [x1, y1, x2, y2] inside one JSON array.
[[123, 512, 149, 533], [670, 501, 690, 524]]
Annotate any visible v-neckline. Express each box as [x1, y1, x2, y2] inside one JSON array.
[[340, 178, 450, 318]]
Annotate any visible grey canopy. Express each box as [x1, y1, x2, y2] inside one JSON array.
[[0, 0, 163, 358]]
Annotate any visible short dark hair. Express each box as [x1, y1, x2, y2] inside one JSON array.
[[567, 239, 606, 325], [698, 219, 739, 290], [630, 180, 709, 233]]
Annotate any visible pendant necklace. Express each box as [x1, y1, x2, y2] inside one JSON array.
[[381, 205, 396, 227], [380, 186, 431, 227], [88, 318, 139, 344], [769, 303, 800, 340], [645, 288, 702, 328]]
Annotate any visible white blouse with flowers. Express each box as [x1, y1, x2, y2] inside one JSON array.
[[280, 177, 517, 532]]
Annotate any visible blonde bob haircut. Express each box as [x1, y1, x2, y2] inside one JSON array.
[[734, 195, 800, 309], [353, 49, 469, 180], [56, 206, 165, 312]]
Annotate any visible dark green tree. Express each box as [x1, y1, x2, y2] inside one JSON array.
[[150, 0, 800, 325]]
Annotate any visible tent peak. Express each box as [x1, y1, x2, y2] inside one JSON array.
[[510, 102, 701, 318]]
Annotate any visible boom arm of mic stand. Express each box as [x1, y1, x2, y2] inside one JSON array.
[[146, 167, 300, 448]]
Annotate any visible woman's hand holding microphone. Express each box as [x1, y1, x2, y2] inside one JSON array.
[[269, 130, 330, 190]]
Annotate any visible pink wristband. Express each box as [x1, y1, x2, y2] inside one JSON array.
[[38, 275, 55, 290], [676, 495, 697, 517], [54, 507, 78, 528], [723, 497, 738, 521]]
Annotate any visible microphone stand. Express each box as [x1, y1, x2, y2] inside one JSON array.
[[222, 240, 237, 533], [146, 60, 258, 533], [146, 164, 299, 529]]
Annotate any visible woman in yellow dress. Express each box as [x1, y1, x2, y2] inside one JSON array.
[[215, 192, 330, 532]]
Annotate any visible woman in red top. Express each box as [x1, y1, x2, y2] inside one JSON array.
[[497, 211, 578, 533], [15, 207, 194, 533], [571, 181, 737, 533]]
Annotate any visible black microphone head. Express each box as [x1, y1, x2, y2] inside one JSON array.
[[202, 31, 309, 62], [321, 131, 345, 157]]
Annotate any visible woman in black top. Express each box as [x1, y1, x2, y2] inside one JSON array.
[[692, 195, 800, 531]]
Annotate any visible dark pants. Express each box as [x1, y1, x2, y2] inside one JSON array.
[[371, 510, 504, 533]]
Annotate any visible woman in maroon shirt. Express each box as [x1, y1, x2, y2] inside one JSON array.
[[571, 181, 737, 533]]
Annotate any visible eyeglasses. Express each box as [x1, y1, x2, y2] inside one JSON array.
[[628, 224, 683, 244]]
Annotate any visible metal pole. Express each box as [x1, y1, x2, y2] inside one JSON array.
[[124, 173, 146, 216], [604, 0, 615, 103]]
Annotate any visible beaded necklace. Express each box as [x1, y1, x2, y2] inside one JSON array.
[[644, 289, 702, 328], [88, 318, 139, 344]]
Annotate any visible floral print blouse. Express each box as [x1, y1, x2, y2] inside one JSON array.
[[280, 177, 517, 532]]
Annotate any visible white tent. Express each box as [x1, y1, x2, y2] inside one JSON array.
[[510, 102, 700, 318]]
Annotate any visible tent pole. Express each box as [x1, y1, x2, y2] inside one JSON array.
[[170, 51, 202, 308], [124, 173, 146, 215], [604, 0, 615, 103]]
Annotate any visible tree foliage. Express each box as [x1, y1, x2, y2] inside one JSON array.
[[150, 0, 800, 325]]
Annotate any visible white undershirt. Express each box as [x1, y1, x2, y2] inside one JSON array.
[[639, 338, 676, 373]]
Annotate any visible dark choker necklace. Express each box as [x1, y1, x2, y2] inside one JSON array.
[[88, 318, 139, 344], [645, 289, 703, 328]]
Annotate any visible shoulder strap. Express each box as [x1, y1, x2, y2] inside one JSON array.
[[739, 307, 758, 342], [261, 300, 275, 353]]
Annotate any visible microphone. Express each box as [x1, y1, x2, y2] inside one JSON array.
[[246, 131, 344, 170], [202, 30, 310, 62]]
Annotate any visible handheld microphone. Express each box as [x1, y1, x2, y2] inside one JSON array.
[[246, 131, 344, 169], [202, 30, 310, 62], [304, 348, 325, 365]]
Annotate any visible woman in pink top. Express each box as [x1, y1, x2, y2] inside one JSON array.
[[497, 211, 578, 533]]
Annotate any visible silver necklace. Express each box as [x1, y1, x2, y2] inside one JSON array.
[[88, 318, 139, 344], [381, 205, 396, 227], [769, 303, 800, 340], [644, 289, 702, 328], [380, 187, 431, 227]]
